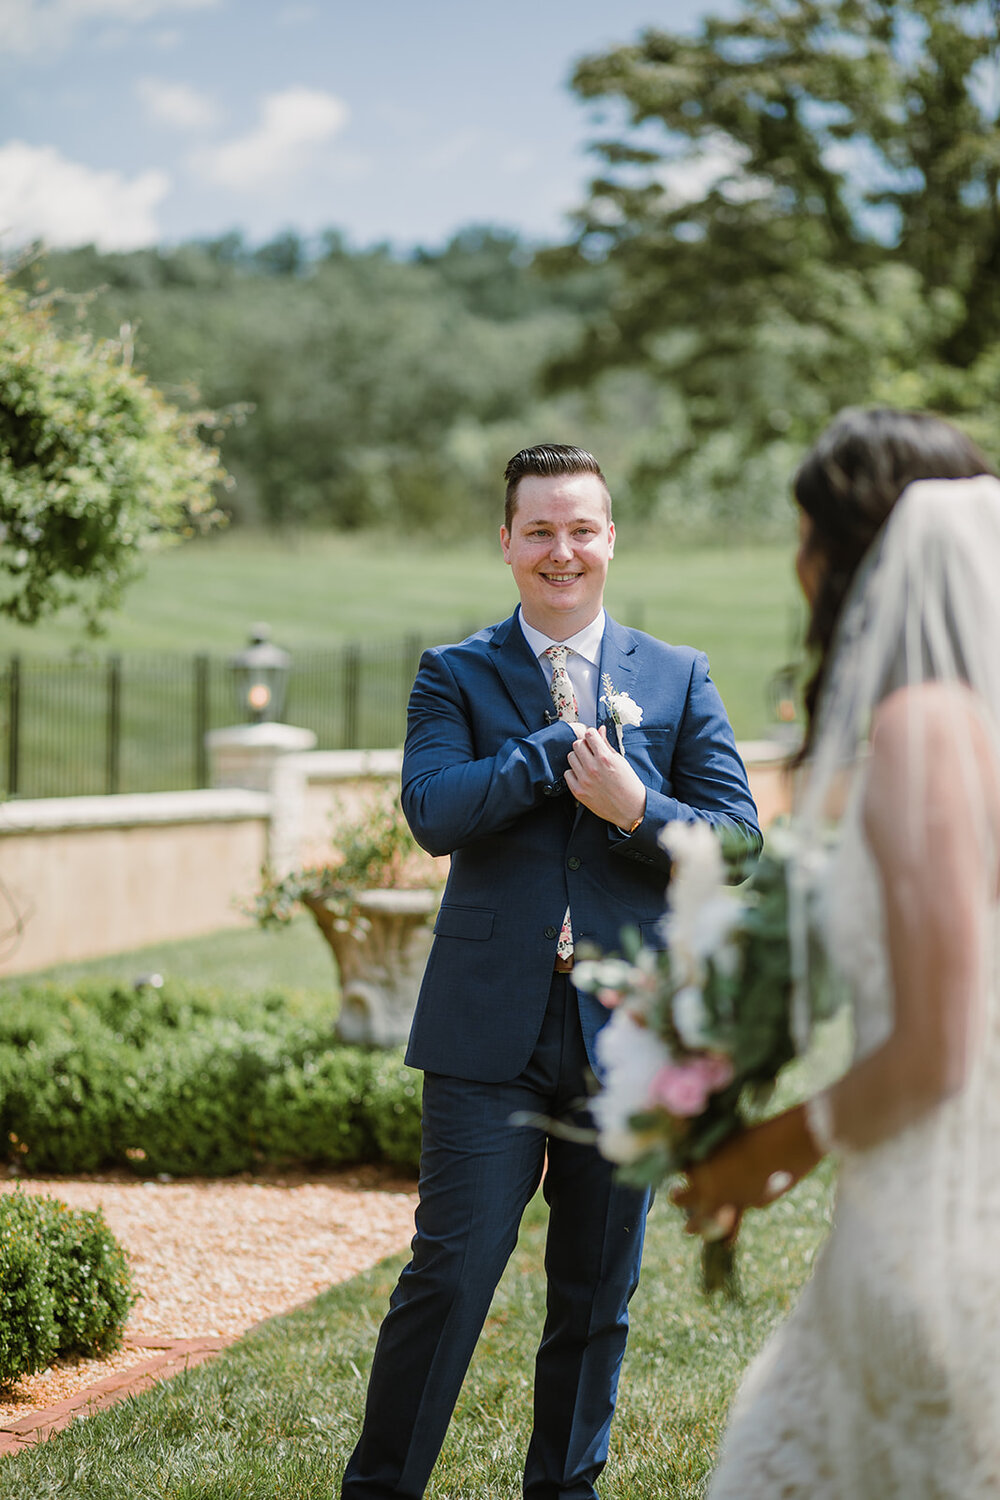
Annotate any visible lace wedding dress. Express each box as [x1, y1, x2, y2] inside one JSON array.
[[708, 809, 1000, 1497], [707, 467, 1000, 1498]]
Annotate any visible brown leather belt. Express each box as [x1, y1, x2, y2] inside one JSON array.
[[553, 954, 575, 974]]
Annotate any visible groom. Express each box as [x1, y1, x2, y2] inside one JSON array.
[[339, 444, 760, 1499]]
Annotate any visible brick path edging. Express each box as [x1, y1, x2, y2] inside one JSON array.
[[0, 1336, 233, 1457]]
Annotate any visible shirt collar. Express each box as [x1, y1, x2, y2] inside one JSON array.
[[518, 608, 606, 667]]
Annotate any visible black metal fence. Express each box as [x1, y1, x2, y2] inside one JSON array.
[[0, 635, 434, 800]]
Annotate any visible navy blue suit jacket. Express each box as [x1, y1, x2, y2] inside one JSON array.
[[401, 610, 761, 1083]]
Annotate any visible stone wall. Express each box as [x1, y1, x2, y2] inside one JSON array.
[[0, 790, 269, 975], [0, 742, 790, 977]]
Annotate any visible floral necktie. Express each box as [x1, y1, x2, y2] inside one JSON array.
[[544, 643, 579, 723], [543, 644, 577, 963]]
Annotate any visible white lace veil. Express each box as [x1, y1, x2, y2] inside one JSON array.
[[779, 471, 1000, 1492], [790, 472, 1000, 1047]]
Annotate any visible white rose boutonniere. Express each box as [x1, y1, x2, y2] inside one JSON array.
[[600, 673, 643, 754]]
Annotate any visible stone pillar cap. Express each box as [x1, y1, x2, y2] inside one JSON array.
[[205, 722, 317, 752]]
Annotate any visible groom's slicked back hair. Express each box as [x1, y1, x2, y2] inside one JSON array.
[[503, 444, 611, 531]]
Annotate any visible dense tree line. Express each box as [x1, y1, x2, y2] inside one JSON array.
[[17, 230, 651, 534], [11, 0, 999, 540]]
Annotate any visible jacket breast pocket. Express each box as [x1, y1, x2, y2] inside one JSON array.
[[433, 904, 495, 941], [626, 727, 675, 788]]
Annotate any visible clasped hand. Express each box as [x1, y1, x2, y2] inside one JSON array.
[[670, 1108, 819, 1242], [565, 724, 646, 829]]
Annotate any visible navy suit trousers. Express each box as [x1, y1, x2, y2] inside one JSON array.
[[339, 975, 651, 1500]]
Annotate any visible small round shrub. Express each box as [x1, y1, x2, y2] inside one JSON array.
[[0, 1194, 58, 1387], [30, 1195, 136, 1355], [0, 1190, 136, 1387]]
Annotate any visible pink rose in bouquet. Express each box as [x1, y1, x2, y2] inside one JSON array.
[[648, 1053, 735, 1117]]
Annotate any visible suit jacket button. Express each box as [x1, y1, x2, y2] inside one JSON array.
[[544, 925, 558, 940], [567, 856, 581, 870]]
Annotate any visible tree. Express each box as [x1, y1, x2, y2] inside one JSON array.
[[412, 225, 613, 322], [0, 273, 226, 629], [25, 237, 611, 532], [546, 0, 1000, 521]]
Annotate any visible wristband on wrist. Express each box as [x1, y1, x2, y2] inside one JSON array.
[[622, 812, 643, 835]]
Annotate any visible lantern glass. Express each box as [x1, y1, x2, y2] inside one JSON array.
[[230, 624, 290, 724]]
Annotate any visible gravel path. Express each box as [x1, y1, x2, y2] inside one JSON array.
[[0, 1165, 418, 1420]]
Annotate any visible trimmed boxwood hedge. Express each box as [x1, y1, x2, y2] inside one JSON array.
[[0, 980, 423, 1177], [0, 1190, 136, 1388]]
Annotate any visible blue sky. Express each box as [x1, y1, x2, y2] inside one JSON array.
[[0, 0, 726, 253]]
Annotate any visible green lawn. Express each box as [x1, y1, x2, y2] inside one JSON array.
[[2, 529, 802, 741], [0, 923, 840, 1497], [14, 915, 337, 1003], [0, 1165, 834, 1499]]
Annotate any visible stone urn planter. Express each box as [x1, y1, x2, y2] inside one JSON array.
[[303, 887, 437, 1048], [249, 783, 444, 1049]]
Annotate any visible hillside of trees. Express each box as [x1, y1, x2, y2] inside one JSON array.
[[15, 230, 677, 535], [10, 0, 998, 541]]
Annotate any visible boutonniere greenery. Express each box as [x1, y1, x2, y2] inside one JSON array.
[[600, 673, 643, 754]]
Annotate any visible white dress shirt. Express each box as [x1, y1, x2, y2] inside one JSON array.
[[519, 609, 606, 727]]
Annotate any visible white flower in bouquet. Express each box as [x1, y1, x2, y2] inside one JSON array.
[[574, 947, 659, 1015], [659, 821, 742, 983], [672, 984, 712, 1049], [592, 1006, 672, 1163]]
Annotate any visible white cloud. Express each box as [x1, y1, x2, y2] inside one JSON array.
[[137, 76, 220, 130], [193, 86, 349, 191], [0, 0, 219, 55], [0, 141, 169, 249]]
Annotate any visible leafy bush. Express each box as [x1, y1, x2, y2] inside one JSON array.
[[0, 1196, 57, 1387], [0, 1032, 134, 1172], [0, 1191, 136, 1387], [124, 1023, 289, 1176], [28, 1195, 135, 1356], [0, 979, 421, 1177], [0, 271, 225, 632], [366, 1055, 423, 1172], [250, 1048, 377, 1165]]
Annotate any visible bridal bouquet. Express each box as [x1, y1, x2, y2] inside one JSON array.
[[574, 820, 832, 1296]]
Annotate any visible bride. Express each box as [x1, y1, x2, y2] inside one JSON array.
[[674, 407, 1000, 1497]]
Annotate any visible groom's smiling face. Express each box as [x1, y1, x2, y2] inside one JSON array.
[[500, 473, 615, 639]]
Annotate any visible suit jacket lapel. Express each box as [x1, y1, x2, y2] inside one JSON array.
[[489, 611, 554, 732], [597, 615, 639, 736], [489, 609, 640, 737], [560, 614, 640, 832]]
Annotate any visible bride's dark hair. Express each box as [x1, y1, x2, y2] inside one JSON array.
[[793, 407, 993, 758]]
